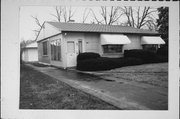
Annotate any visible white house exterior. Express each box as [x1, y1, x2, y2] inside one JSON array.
[[36, 22, 165, 68], [22, 42, 38, 62]]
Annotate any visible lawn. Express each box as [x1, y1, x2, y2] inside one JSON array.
[[20, 64, 119, 109], [91, 63, 168, 88]]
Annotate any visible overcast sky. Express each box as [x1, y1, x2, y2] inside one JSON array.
[[20, 6, 108, 41], [20, 6, 158, 41]]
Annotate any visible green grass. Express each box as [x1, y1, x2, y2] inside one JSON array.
[[20, 64, 119, 109]]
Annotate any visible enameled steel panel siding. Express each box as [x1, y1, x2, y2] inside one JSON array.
[[84, 33, 100, 53], [123, 35, 142, 51]]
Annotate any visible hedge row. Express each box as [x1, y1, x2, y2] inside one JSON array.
[[77, 52, 100, 62], [77, 57, 143, 71], [157, 46, 168, 57], [124, 49, 168, 63], [76, 50, 168, 71]]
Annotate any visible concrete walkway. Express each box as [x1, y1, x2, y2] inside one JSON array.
[[27, 64, 168, 110]]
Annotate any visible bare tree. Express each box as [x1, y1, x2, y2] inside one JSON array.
[[63, 6, 77, 22], [120, 6, 157, 30], [51, 6, 77, 23], [31, 15, 44, 37], [90, 6, 123, 25], [90, 9, 103, 24], [51, 6, 63, 22], [82, 8, 91, 23]]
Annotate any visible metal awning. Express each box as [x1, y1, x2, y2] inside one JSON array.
[[141, 36, 165, 45], [100, 34, 131, 45]]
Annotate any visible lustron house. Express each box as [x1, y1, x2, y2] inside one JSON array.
[[36, 22, 165, 68]]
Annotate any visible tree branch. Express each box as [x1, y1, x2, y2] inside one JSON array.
[[130, 7, 135, 27], [82, 8, 90, 23], [90, 8, 103, 24], [31, 15, 42, 28]]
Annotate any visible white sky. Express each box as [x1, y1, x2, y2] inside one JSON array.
[[19, 6, 158, 41], [20, 6, 103, 41]]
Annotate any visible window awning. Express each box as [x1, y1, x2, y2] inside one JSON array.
[[100, 34, 131, 45], [141, 36, 165, 45]]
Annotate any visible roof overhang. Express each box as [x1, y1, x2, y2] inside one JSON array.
[[24, 47, 37, 49], [100, 34, 131, 45], [37, 33, 61, 43], [62, 31, 159, 36], [141, 36, 165, 45], [48, 22, 159, 35]]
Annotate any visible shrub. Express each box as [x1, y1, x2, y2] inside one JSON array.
[[77, 52, 100, 62], [153, 55, 168, 63], [77, 57, 143, 71], [124, 49, 168, 63], [77, 57, 115, 71], [107, 57, 143, 67], [119, 57, 143, 66], [157, 46, 168, 57], [124, 49, 158, 63], [76, 50, 167, 71]]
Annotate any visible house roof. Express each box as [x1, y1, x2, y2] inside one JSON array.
[[47, 22, 159, 35]]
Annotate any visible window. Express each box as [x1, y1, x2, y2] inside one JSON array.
[[51, 39, 61, 61], [43, 41, 48, 55], [102, 45, 123, 53], [142, 44, 158, 51], [78, 40, 83, 53]]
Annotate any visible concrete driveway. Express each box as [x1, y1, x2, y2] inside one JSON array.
[[27, 64, 168, 110]]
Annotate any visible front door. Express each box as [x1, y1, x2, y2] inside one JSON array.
[[67, 39, 83, 67]]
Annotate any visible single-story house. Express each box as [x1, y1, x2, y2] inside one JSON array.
[[22, 41, 38, 62], [36, 22, 165, 68]]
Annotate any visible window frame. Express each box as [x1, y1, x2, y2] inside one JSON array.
[[42, 41, 48, 56], [78, 39, 83, 54], [142, 44, 159, 51], [50, 39, 61, 61], [102, 44, 123, 54]]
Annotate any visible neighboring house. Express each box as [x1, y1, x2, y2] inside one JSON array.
[[22, 41, 38, 62], [36, 22, 165, 68]]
